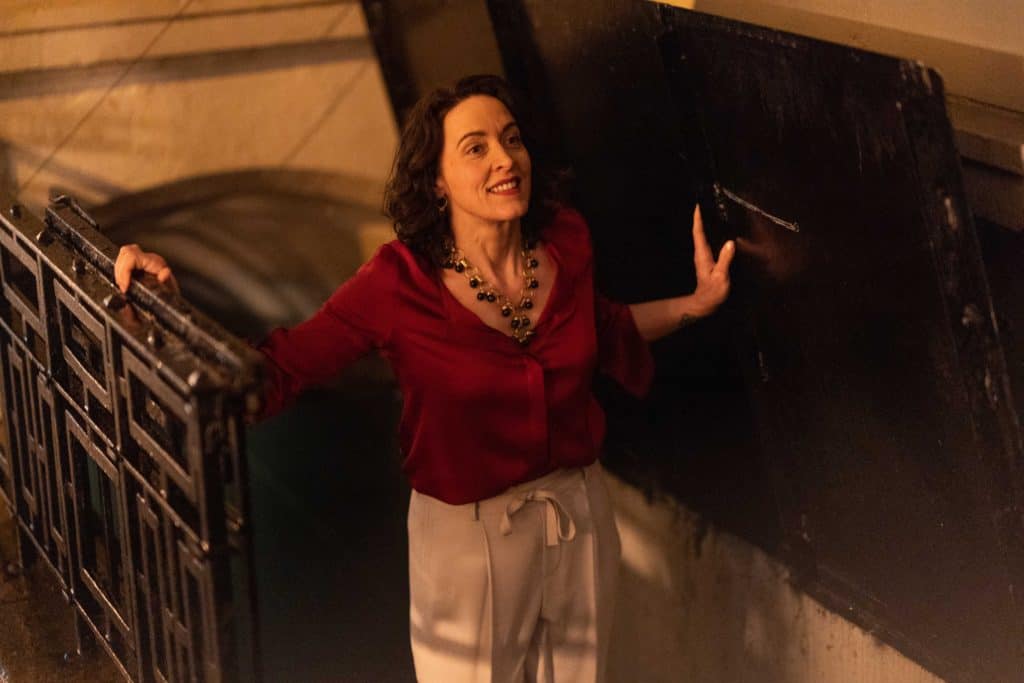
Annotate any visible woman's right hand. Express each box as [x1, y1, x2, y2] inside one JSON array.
[[114, 244, 178, 294]]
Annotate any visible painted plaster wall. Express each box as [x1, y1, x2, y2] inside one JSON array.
[[740, 0, 1022, 57], [0, 1, 399, 214]]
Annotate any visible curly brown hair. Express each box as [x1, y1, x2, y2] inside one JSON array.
[[383, 74, 566, 268]]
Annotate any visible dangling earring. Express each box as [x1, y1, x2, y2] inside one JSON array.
[[437, 196, 448, 214]]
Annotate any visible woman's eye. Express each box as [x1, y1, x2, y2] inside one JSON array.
[[506, 134, 522, 146], [466, 144, 484, 155]]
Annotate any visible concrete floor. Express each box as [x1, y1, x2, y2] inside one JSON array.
[[0, 514, 120, 683]]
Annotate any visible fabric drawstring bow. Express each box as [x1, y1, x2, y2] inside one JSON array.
[[500, 489, 577, 547]]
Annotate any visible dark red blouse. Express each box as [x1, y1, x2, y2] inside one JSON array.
[[257, 207, 654, 504]]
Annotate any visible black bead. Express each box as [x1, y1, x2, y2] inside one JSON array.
[[523, 299, 534, 309], [477, 291, 487, 301], [454, 262, 465, 273], [529, 258, 539, 268], [511, 318, 521, 329], [486, 293, 496, 302], [443, 260, 454, 269], [501, 306, 512, 317], [521, 317, 530, 328], [529, 279, 539, 289], [469, 277, 479, 288]]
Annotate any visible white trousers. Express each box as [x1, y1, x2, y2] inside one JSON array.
[[408, 462, 621, 683]]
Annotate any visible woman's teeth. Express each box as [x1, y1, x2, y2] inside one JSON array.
[[490, 180, 518, 192]]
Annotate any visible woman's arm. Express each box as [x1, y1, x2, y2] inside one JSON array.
[[628, 294, 708, 343], [113, 243, 395, 421], [629, 205, 734, 343]]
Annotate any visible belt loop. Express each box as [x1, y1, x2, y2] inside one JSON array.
[[474, 501, 480, 521]]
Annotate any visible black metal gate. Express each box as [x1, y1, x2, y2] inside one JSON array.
[[0, 193, 263, 682]]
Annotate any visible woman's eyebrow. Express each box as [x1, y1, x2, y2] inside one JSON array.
[[457, 130, 485, 146], [456, 121, 519, 147]]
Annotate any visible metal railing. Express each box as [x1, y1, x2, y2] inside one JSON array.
[[0, 192, 263, 682]]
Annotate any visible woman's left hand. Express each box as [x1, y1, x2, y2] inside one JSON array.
[[690, 204, 734, 316], [627, 204, 736, 342]]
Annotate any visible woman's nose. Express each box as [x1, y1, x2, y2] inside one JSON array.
[[491, 145, 514, 170]]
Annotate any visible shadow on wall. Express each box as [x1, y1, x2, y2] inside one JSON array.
[[605, 472, 943, 683]]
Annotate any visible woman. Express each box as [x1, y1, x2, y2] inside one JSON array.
[[115, 74, 734, 682]]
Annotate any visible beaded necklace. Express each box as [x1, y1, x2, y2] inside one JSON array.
[[444, 240, 540, 345]]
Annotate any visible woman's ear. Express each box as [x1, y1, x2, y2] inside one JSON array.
[[434, 175, 448, 199]]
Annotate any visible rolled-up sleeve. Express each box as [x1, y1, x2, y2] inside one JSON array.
[[595, 292, 654, 398], [255, 245, 396, 419]]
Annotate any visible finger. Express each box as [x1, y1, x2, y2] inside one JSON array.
[[713, 240, 736, 277], [692, 204, 713, 273], [114, 260, 128, 293], [157, 267, 178, 291], [115, 245, 140, 293], [155, 266, 182, 295], [136, 252, 168, 274]]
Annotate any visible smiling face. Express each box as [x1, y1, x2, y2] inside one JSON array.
[[435, 95, 532, 229]]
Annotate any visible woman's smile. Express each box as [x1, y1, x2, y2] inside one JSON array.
[[487, 176, 522, 195]]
